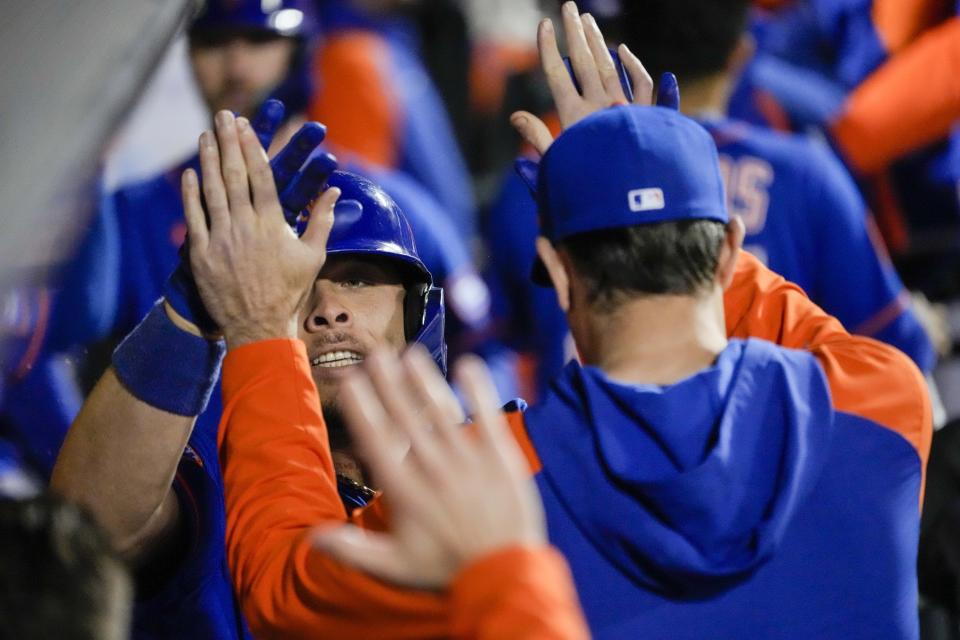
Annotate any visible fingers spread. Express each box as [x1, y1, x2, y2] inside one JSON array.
[[404, 346, 468, 460], [583, 13, 626, 103], [251, 98, 285, 151], [538, 19, 580, 113], [454, 356, 534, 487], [560, 2, 603, 100], [271, 122, 326, 193], [618, 44, 654, 106], [341, 370, 441, 532], [366, 351, 448, 484], [510, 111, 554, 156], [341, 372, 412, 497], [181, 168, 208, 250], [214, 110, 253, 217], [280, 152, 339, 226], [301, 186, 340, 252], [199, 130, 230, 233], [237, 117, 282, 219]]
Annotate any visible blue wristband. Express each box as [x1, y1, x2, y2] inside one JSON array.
[[112, 301, 226, 416]]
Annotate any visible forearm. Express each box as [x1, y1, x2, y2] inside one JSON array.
[[50, 368, 189, 558], [51, 300, 224, 561], [220, 339, 448, 638], [724, 251, 847, 348]]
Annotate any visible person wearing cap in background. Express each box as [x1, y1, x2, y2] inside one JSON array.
[[176, 7, 928, 638]]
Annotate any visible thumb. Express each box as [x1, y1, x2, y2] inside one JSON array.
[[301, 186, 340, 252], [312, 525, 420, 586], [510, 111, 554, 156]]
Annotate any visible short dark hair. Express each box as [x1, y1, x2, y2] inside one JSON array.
[[560, 220, 726, 311], [0, 495, 131, 640], [609, 0, 751, 82]]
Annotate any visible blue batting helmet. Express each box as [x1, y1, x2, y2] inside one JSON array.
[[189, 0, 317, 39], [189, 0, 318, 116], [323, 171, 448, 374]]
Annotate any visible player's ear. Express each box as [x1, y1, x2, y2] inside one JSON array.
[[536, 236, 571, 312], [717, 216, 745, 290]]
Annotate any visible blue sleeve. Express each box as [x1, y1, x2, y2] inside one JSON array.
[[808, 145, 935, 372]]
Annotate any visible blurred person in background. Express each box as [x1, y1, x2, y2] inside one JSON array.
[[309, 0, 477, 239], [730, 1, 960, 299], [483, 0, 937, 401], [0, 495, 131, 640]]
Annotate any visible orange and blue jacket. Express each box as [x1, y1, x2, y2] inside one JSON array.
[[219, 252, 930, 638]]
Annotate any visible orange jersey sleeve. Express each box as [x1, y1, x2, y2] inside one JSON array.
[[450, 546, 589, 640], [309, 31, 400, 168], [831, 16, 960, 173], [724, 252, 932, 499], [219, 338, 587, 639], [871, 0, 952, 54]]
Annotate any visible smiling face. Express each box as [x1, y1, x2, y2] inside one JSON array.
[[298, 255, 408, 416]]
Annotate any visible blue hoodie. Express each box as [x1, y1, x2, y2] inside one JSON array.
[[524, 338, 921, 639]]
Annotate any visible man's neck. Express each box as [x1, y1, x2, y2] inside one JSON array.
[[677, 73, 733, 122], [580, 291, 728, 387]]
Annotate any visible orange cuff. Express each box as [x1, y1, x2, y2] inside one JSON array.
[[450, 545, 589, 640]]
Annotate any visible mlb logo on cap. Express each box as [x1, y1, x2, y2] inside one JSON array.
[[536, 105, 728, 244], [628, 188, 665, 212]]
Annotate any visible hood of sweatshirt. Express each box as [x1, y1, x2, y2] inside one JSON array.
[[526, 338, 834, 597]]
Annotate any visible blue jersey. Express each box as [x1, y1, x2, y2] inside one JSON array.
[[133, 393, 251, 640], [702, 117, 935, 372]]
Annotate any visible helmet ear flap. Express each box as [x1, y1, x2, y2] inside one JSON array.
[[403, 282, 429, 341], [404, 285, 447, 375]]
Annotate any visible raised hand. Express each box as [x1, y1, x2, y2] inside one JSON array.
[[512, 1, 679, 156], [314, 347, 546, 590], [180, 110, 340, 349], [164, 100, 337, 337], [251, 99, 339, 228]]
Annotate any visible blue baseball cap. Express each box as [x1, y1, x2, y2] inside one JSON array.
[[533, 105, 727, 282]]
